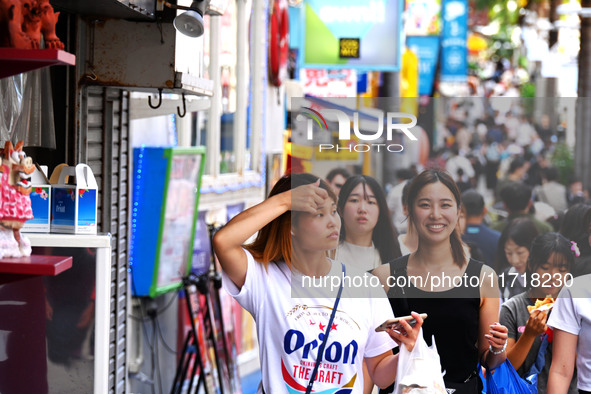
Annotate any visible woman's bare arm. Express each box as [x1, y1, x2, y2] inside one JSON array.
[[547, 328, 577, 393], [479, 265, 508, 369], [213, 181, 327, 288]]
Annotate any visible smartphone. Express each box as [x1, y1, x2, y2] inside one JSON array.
[[375, 313, 428, 332]]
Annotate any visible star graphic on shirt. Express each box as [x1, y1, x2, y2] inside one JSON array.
[[319, 323, 325, 331], [330, 323, 338, 331], [309, 320, 316, 325]]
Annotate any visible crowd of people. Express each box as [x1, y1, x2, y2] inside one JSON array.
[[212, 143, 591, 393]]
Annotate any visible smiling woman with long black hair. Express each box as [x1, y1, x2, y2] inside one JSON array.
[[373, 169, 507, 393]]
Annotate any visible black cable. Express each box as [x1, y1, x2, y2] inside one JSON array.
[[155, 316, 178, 355], [129, 276, 156, 392], [129, 293, 177, 321], [130, 276, 155, 349], [150, 319, 156, 394], [156, 293, 178, 315], [156, 17, 165, 44], [153, 317, 163, 394]]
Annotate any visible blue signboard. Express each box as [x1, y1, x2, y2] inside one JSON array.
[[407, 36, 440, 96], [440, 0, 467, 82]]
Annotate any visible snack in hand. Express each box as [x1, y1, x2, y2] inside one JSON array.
[[527, 296, 554, 314]]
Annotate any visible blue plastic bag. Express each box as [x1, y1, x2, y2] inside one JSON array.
[[485, 361, 537, 394], [480, 334, 548, 394]]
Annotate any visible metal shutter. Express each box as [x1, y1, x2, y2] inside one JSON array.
[[80, 86, 130, 394]]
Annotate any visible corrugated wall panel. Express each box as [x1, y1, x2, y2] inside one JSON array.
[[81, 86, 130, 394]]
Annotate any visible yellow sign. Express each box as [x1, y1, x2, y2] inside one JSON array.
[[288, 142, 314, 160], [339, 38, 360, 59], [401, 47, 419, 116]]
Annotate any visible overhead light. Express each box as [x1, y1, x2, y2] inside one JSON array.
[[156, 0, 207, 37]]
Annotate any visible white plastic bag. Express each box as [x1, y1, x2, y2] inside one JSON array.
[[394, 328, 446, 394]]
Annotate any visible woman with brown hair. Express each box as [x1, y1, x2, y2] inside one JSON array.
[[373, 169, 508, 393], [213, 173, 423, 394]]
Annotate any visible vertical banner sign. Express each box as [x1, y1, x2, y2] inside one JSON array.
[[440, 0, 468, 82], [405, 0, 442, 36], [406, 36, 441, 96], [302, 0, 402, 71]]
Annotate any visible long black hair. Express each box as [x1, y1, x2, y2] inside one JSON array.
[[495, 217, 539, 274], [526, 232, 575, 292], [406, 169, 466, 267], [337, 175, 401, 265], [560, 204, 591, 257]]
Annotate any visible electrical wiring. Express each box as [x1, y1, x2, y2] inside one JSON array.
[[128, 292, 178, 321], [156, 316, 178, 355], [153, 317, 163, 394]]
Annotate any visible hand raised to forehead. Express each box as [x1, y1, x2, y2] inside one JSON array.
[[290, 180, 330, 214]]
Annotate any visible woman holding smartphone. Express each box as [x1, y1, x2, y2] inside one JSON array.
[[213, 173, 423, 394], [373, 169, 508, 393]]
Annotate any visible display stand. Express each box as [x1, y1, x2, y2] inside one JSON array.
[[171, 223, 241, 394], [23, 233, 113, 394], [0, 253, 73, 393], [204, 223, 241, 394], [171, 274, 210, 394]]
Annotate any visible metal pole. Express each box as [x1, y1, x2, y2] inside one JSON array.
[[207, 15, 222, 176], [575, 0, 591, 190], [380, 72, 400, 186], [234, 0, 248, 174], [250, 0, 267, 173]]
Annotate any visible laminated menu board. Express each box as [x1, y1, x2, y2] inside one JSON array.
[[130, 146, 205, 297]]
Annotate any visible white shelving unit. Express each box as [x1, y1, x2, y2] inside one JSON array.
[[24, 232, 113, 394]]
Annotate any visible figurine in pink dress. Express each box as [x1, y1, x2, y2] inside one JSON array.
[[0, 141, 34, 257]]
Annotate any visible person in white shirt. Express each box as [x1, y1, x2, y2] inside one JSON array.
[[213, 173, 424, 394], [336, 175, 402, 273], [446, 146, 475, 186], [335, 175, 403, 394], [547, 274, 591, 394]]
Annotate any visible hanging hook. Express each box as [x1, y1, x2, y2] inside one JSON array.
[[148, 88, 163, 109], [177, 93, 187, 118]]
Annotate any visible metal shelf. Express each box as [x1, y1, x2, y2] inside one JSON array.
[[0, 48, 76, 79]]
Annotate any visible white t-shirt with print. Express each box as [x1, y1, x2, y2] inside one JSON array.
[[547, 274, 591, 391], [222, 249, 396, 394]]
